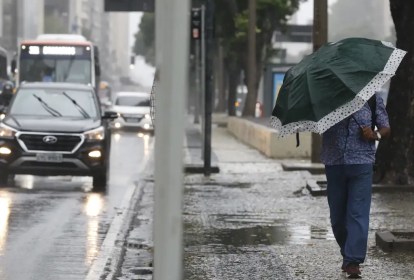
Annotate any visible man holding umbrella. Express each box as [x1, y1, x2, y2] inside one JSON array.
[[321, 93, 390, 278], [270, 38, 406, 278]]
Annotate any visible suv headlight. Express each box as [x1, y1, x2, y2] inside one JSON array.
[[0, 123, 17, 138], [84, 126, 105, 141]]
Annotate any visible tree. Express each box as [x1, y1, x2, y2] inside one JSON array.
[[132, 1, 301, 115], [216, 0, 302, 116], [375, 1, 414, 184], [133, 13, 155, 66]]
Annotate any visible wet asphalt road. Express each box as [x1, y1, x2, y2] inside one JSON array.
[[0, 130, 153, 280]]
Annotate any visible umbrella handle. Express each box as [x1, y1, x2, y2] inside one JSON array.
[[296, 132, 300, 147]]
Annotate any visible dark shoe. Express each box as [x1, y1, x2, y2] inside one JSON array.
[[345, 263, 361, 278], [341, 264, 346, 272]]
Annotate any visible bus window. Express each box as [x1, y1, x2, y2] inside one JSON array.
[[18, 43, 95, 87]]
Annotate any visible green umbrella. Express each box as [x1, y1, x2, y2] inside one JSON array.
[[270, 37, 406, 137]]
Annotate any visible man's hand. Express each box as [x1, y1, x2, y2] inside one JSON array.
[[361, 127, 377, 141]]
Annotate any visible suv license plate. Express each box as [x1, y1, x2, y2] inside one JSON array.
[[126, 117, 140, 122], [36, 153, 63, 162]]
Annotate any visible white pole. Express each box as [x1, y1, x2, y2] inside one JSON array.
[[154, 0, 189, 279]]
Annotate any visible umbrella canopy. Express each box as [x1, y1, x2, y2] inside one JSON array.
[[270, 37, 406, 137]]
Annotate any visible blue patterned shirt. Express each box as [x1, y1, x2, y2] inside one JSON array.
[[321, 94, 389, 165]]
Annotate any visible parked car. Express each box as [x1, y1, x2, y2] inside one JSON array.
[[110, 91, 153, 132], [0, 82, 117, 191]]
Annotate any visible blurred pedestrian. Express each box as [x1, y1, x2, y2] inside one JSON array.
[[42, 67, 54, 82], [321, 93, 390, 278], [0, 81, 14, 109]]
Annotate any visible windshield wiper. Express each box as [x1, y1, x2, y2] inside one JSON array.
[[62, 91, 90, 118], [32, 94, 62, 117]]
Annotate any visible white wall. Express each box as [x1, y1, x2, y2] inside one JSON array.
[[110, 13, 130, 77], [18, 0, 44, 40], [272, 41, 312, 63], [69, 0, 83, 34]]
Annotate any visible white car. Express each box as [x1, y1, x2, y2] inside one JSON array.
[[110, 91, 153, 131]]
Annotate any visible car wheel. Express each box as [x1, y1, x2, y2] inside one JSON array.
[[92, 172, 107, 192], [92, 154, 109, 192], [0, 170, 9, 186]]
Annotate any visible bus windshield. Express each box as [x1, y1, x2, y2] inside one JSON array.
[[20, 57, 92, 84], [18, 44, 93, 85]]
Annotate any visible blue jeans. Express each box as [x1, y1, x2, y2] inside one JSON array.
[[325, 164, 373, 266]]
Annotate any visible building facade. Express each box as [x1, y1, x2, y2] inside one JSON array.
[[109, 13, 130, 80], [17, 0, 44, 41]]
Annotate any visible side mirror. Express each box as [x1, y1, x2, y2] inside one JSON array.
[[103, 100, 112, 108], [102, 111, 118, 120]]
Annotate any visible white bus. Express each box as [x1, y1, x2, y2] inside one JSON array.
[[12, 34, 101, 89]]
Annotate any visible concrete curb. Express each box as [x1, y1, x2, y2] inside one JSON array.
[[306, 180, 327, 196], [376, 231, 414, 252], [306, 180, 414, 196], [85, 141, 154, 280], [282, 162, 325, 174], [226, 116, 311, 159]]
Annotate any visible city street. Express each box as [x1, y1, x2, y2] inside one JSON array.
[[0, 131, 153, 280], [0, 1, 410, 279]]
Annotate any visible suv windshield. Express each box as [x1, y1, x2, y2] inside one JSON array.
[[10, 88, 99, 118], [115, 95, 150, 107]]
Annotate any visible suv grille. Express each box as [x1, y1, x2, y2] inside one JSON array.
[[18, 133, 83, 152]]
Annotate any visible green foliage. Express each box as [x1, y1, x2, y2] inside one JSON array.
[[133, 13, 155, 65], [131, 0, 303, 115], [217, 0, 301, 64], [234, 11, 250, 40], [215, 0, 301, 116], [132, 0, 302, 66]]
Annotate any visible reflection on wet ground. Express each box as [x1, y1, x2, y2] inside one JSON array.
[[0, 131, 151, 280], [186, 222, 334, 248], [0, 193, 11, 254], [6, 175, 91, 192]]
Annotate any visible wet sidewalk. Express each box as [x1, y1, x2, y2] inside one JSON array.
[[116, 121, 414, 280]]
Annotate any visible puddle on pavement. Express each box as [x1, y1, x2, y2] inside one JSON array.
[[187, 222, 335, 247]]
